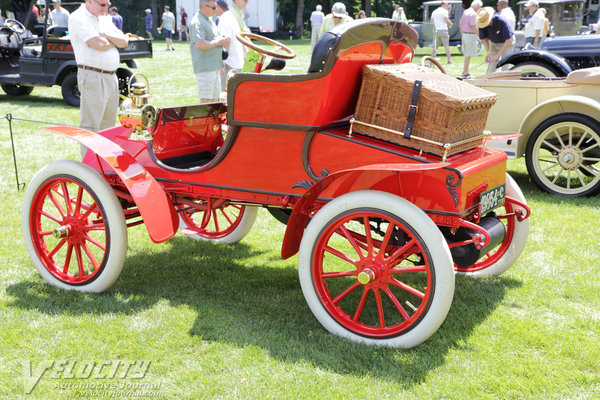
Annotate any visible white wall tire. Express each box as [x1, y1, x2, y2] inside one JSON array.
[[22, 160, 127, 292], [298, 190, 455, 348], [179, 202, 258, 244]]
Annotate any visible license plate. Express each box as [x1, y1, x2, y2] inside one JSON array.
[[480, 184, 506, 215]]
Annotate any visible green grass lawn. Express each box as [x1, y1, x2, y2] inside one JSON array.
[[1, 38, 599, 399]]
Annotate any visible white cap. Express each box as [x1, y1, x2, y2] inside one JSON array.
[[145, 8, 151, 13], [525, 0, 539, 6], [332, 2, 346, 18]]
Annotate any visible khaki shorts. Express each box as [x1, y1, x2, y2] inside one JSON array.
[[461, 33, 478, 57], [434, 30, 449, 48], [195, 70, 221, 101]]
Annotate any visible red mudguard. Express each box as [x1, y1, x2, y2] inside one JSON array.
[[281, 162, 449, 259], [44, 126, 179, 243]]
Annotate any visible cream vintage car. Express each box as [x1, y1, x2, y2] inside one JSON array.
[[469, 67, 600, 196]]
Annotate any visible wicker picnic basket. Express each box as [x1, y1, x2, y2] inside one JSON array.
[[352, 64, 498, 157]]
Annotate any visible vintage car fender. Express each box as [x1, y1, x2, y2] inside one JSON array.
[[43, 126, 179, 244], [514, 94, 600, 157], [497, 49, 572, 76], [281, 162, 449, 259]]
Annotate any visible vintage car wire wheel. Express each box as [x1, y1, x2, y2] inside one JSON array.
[[526, 113, 600, 196], [454, 174, 530, 276], [298, 191, 455, 348], [22, 160, 127, 292], [178, 201, 258, 243], [510, 62, 560, 77]]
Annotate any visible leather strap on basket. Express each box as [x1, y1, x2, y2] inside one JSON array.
[[405, 80, 422, 139]]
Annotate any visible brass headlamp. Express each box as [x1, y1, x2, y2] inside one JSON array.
[[118, 73, 157, 141]]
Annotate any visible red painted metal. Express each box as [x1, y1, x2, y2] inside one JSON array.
[[43, 126, 178, 243], [40, 19, 524, 263]]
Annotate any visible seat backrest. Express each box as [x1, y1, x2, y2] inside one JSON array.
[[227, 19, 418, 128]]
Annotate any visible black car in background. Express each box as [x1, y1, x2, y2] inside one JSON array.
[[0, 1, 152, 106], [498, 34, 600, 77]]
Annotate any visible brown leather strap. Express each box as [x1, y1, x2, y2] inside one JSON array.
[[77, 65, 115, 75], [405, 80, 421, 139]]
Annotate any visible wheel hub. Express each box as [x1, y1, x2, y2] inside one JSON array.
[[357, 258, 390, 286], [558, 146, 583, 170], [53, 225, 70, 238]]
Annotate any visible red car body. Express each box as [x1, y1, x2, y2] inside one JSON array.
[[23, 19, 531, 348]]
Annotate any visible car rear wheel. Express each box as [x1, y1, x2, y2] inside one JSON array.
[[526, 113, 600, 196], [298, 191, 455, 348], [61, 72, 81, 107], [178, 200, 258, 243], [1, 83, 34, 96], [510, 61, 561, 77], [455, 174, 530, 276]]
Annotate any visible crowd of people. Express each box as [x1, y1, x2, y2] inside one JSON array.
[[0, 1, 568, 130]]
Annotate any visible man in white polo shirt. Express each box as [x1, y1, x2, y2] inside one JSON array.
[[430, 1, 454, 64], [68, 0, 129, 133]]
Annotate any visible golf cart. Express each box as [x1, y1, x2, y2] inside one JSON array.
[[0, 0, 152, 106]]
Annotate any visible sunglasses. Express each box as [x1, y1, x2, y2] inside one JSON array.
[[93, 0, 110, 7], [204, 4, 217, 9]]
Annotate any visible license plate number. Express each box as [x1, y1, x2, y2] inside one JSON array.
[[480, 184, 505, 215]]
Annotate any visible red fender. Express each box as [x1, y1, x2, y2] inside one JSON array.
[[281, 162, 449, 259], [43, 126, 178, 243]]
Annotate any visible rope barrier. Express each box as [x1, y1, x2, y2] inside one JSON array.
[[1, 113, 76, 191]]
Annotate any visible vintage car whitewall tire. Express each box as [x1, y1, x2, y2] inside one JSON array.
[[510, 62, 560, 77], [298, 190, 455, 348], [22, 160, 128, 292], [526, 113, 600, 196], [179, 204, 258, 244], [455, 174, 530, 277]]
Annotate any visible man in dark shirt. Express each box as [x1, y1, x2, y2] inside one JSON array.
[[110, 7, 123, 30], [476, 6, 515, 73]]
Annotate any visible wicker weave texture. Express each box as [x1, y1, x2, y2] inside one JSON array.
[[354, 64, 497, 156]]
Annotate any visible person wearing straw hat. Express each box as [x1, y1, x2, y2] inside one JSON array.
[[477, 6, 515, 73]]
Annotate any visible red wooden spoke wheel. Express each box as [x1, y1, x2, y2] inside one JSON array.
[[178, 199, 258, 244], [454, 174, 530, 276], [22, 161, 127, 292], [299, 191, 454, 348]]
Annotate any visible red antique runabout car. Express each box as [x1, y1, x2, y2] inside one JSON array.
[[21, 19, 530, 348]]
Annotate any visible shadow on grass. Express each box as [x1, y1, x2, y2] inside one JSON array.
[[0, 93, 68, 109], [6, 236, 521, 385]]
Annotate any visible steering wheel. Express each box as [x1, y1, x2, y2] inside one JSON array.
[[5, 19, 27, 35], [420, 55, 447, 74], [235, 32, 296, 60]]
